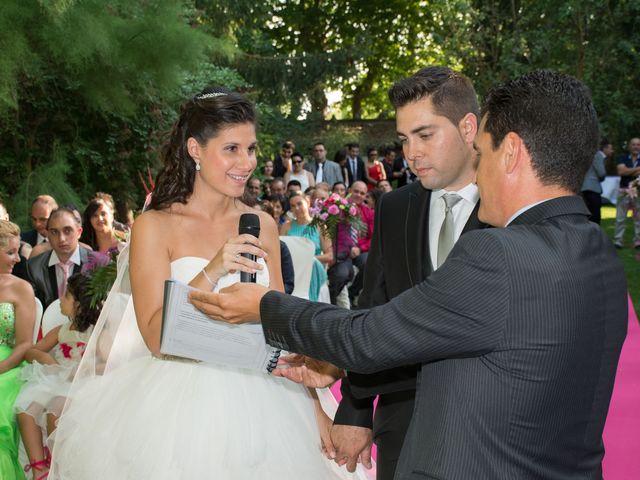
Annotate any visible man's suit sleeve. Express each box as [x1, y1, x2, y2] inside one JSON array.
[[25, 257, 46, 306], [261, 230, 509, 372]]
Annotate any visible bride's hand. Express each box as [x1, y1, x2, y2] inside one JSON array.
[[315, 406, 337, 460], [272, 354, 345, 388], [205, 234, 268, 282]]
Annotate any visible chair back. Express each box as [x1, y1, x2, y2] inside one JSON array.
[[33, 297, 44, 343], [41, 299, 68, 336], [280, 236, 315, 300]]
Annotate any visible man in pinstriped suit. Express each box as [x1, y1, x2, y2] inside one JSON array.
[[193, 70, 628, 479]]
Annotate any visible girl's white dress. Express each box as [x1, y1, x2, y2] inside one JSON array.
[[15, 321, 92, 427], [50, 257, 365, 479]]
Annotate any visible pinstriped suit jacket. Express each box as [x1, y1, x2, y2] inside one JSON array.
[[261, 196, 628, 479]]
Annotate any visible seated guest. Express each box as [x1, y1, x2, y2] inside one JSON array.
[[258, 202, 295, 295], [331, 181, 347, 198], [286, 179, 302, 196], [280, 192, 333, 301], [93, 193, 129, 233], [26, 207, 93, 310], [16, 272, 101, 479], [245, 177, 262, 199], [284, 152, 315, 192], [273, 140, 295, 178], [366, 188, 384, 210], [347, 181, 375, 306], [270, 177, 286, 198], [80, 199, 126, 253], [0, 220, 36, 479], [27, 206, 89, 260], [266, 194, 288, 228], [376, 179, 393, 193]]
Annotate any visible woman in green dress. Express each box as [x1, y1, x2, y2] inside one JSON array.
[[280, 192, 333, 301], [0, 220, 36, 480]]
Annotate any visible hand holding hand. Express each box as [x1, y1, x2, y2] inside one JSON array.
[[204, 234, 268, 284], [272, 354, 344, 388], [189, 283, 269, 324], [331, 424, 373, 472]]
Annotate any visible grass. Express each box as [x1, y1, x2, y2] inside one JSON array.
[[601, 206, 640, 317]]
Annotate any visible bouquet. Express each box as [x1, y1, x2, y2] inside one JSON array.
[[308, 193, 365, 242], [82, 247, 120, 308], [629, 176, 640, 201]]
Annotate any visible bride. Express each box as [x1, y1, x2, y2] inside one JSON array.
[[50, 88, 364, 479]]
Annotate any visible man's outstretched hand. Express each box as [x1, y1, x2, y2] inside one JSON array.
[[189, 283, 269, 324]]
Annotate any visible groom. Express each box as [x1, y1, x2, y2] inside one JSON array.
[[191, 70, 628, 479]]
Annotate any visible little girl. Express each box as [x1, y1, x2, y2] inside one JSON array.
[[15, 273, 101, 480]]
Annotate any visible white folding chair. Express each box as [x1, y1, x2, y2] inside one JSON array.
[[280, 236, 315, 300], [41, 299, 68, 337], [33, 297, 43, 343]]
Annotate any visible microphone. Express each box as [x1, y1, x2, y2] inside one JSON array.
[[238, 213, 261, 283]]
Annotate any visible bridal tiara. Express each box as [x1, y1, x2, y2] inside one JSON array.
[[196, 92, 227, 100]]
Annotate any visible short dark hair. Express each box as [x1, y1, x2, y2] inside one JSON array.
[[282, 141, 295, 149], [600, 138, 611, 150], [388, 66, 479, 126], [482, 70, 599, 193], [312, 142, 325, 149], [347, 143, 359, 150], [287, 180, 302, 188], [48, 206, 82, 229]]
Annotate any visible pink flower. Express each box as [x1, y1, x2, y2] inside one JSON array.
[[327, 204, 340, 215], [349, 206, 358, 216], [330, 193, 341, 202], [319, 213, 329, 221]]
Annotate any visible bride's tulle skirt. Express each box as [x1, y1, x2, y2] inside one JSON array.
[[51, 356, 360, 479]]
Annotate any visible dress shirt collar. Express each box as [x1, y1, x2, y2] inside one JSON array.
[[431, 182, 479, 206], [506, 199, 548, 226], [49, 246, 82, 267]]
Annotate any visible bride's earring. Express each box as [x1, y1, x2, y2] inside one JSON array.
[[195, 161, 201, 172]]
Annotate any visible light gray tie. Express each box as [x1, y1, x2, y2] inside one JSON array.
[[437, 193, 462, 268], [315, 162, 323, 183]]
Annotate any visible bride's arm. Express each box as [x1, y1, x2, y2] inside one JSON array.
[[129, 212, 172, 356]]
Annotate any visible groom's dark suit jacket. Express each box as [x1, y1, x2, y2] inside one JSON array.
[[260, 196, 628, 479], [334, 181, 487, 478]]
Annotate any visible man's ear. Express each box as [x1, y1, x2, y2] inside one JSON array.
[[187, 137, 200, 161], [458, 113, 478, 144], [503, 132, 526, 174]]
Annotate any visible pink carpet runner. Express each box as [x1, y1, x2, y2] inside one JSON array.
[[329, 296, 639, 476], [602, 296, 639, 479]]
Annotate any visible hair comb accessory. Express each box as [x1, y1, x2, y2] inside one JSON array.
[[196, 92, 227, 100]]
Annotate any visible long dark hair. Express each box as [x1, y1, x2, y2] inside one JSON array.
[[80, 199, 111, 250], [149, 87, 257, 211], [65, 273, 102, 333]]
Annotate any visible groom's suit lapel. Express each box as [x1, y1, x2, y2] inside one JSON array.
[[404, 185, 432, 287]]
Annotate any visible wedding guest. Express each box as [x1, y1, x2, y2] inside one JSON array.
[[16, 272, 99, 480], [270, 178, 286, 198], [261, 159, 275, 181], [381, 146, 397, 185], [365, 189, 384, 210], [273, 140, 295, 178], [26, 208, 93, 310], [284, 152, 315, 192], [580, 138, 611, 224], [267, 194, 288, 228], [313, 182, 331, 203], [21, 196, 58, 248], [80, 199, 126, 253], [613, 137, 640, 248], [246, 177, 262, 198], [0, 220, 36, 479], [286, 179, 303, 196], [346, 181, 374, 307], [257, 202, 295, 295], [332, 182, 347, 198], [345, 143, 367, 185], [365, 147, 386, 191], [305, 143, 344, 187], [376, 179, 393, 193], [280, 192, 333, 301]]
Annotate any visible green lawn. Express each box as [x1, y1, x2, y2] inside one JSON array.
[[601, 206, 639, 316]]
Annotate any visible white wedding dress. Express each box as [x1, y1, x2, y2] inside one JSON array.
[[50, 256, 365, 479]]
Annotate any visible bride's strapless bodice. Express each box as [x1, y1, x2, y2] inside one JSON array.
[[170, 256, 270, 291]]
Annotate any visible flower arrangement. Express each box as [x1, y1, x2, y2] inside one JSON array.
[[629, 176, 640, 201], [308, 193, 365, 241], [82, 247, 119, 308]]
